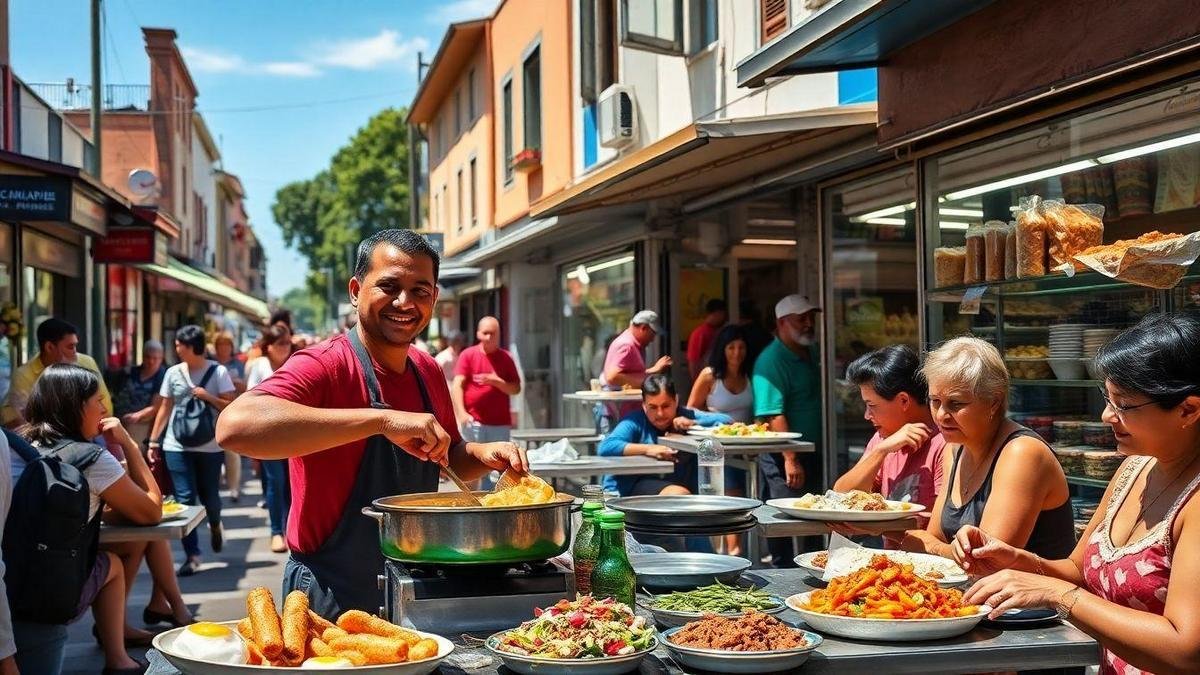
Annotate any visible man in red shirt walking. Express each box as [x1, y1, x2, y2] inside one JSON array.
[[686, 299, 727, 380], [452, 316, 521, 443], [216, 230, 526, 618]]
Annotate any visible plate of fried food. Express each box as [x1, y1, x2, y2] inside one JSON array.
[[161, 500, 190, 521], [479, 474, 557, 507], [687, 422, 801, 443], [661, 611, 823, 674], [768, 489, 922, 522], [785, 556, 988, 641], [152, 587, 453, 673], [794, 549, 967, 587]]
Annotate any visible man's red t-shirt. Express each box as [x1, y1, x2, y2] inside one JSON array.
[[687, 321, 719, 367], [251, 334, 462, 554], [453, 344, 519, 426]]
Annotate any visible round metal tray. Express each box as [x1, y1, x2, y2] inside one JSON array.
[[607, 495, 761, 527], [629, 552, 751, 589], [624, 515, 757, 537]]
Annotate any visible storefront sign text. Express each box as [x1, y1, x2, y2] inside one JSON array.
[[0, 175, 71, 221]]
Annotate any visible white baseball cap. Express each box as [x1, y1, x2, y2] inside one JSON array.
[[631, 310, 662, 334], [775, 294, 820, 319]]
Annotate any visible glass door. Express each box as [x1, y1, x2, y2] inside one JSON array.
[[822, 166, 920, 482]]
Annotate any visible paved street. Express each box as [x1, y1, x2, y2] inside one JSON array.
[[64, 474, 287, 673]]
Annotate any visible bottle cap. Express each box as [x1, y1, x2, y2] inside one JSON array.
[[596, 510, 626, 528], [581, 502, 604, 518]]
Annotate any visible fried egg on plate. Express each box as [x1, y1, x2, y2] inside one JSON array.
[[173, 622, 248, 664], [301, 656, 355, 669]]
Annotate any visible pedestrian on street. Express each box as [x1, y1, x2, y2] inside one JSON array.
[[435, 329, 466, 391], [216, 229, 527, 618], [451, 317, 521, 444], [752, 294, 823, 566], [244, 324, 297, 553], [148, 325, 237, 576], [686, 299, 727, 381], [598, 310, 672, 430]]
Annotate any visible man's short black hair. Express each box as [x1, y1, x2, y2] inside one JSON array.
[[705, 298, 727, 314], [175, 325, 207, 357], [642, 374, 677, 399], [269, 309, 293, 329], [353, 229, 441, 281], [36, 318, 78, 349], [846, 344, 928, 404]]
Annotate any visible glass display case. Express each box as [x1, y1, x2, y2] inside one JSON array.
[[922, 77, 1200, 537], [823, 167, 920, 482]]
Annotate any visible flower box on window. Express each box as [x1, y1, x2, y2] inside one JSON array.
[[511, 148, 542, 172]]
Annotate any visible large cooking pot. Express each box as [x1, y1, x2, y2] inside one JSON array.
[[363, 492, 574, 565]]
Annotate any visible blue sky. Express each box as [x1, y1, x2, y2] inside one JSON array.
[[10, 0, 496, 296]]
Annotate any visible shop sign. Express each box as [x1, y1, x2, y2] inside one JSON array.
[[0, 175, 71, 221], [94, 227, 160, 265]]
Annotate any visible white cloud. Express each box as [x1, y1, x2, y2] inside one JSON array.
[[432, 0, 497, 22], [181, 46, 245, 73], [261, 61, 321, 78], [314, 29, 429, 71]]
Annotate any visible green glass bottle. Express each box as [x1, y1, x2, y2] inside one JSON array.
[[573, 501, 605, 596], [590, 510, 635, 607]]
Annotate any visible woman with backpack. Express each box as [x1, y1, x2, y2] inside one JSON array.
[[9, 364, 162, 674], [148, 325, 236, 577]]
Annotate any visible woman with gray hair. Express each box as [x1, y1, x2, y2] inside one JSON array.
[[112, 340, 167, 446], [896, 336, 1074, 561]]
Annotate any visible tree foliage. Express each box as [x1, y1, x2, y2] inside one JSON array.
[[272, 108, 411, 294], [277, 286, 327, 334]]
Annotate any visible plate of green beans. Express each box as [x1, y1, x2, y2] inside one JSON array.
[[641, 582, 787, 627]]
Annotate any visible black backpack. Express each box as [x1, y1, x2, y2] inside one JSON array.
[[4, 438, 104, 624], [172, 365, 218, 447]]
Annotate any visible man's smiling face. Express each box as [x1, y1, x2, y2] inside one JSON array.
[[350, 243, 438, 348]]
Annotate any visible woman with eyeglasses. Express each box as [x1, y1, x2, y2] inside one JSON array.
[[955, 314, 1200, 674], [896, 336, 1074, 561]]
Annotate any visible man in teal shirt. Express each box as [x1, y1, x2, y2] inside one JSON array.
[[753, 294, 823, 565]]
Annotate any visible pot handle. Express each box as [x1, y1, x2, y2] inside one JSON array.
[[361, 507, 384, 521]]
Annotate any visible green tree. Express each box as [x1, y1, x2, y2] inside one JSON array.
[[272, 107, 412, 292], [277, 286, 327, 334]]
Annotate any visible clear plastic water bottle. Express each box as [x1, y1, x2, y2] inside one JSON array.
[[697, 438, 725, 496]]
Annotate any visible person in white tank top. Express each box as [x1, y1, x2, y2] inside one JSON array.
[[687, 325, 755, 554]]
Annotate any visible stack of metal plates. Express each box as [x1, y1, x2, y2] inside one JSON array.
[[606, 495, 761, 536]]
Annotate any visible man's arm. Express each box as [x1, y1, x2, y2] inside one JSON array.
[[833, 445, 886, 493], [216, 393, 450, 463], [450, 375, 470, 427], [603, 366, 644, 389]]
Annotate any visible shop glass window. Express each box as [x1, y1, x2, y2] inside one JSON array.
[[688, 0, 718, 54], [502, 77, 514, 184], [621, 0, 683, 55], [522, 46, 542, 152], [559, 251, 637, 418], [823, 167, 919, 483]]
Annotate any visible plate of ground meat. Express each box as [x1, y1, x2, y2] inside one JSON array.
[[662, 612, 823, 673]]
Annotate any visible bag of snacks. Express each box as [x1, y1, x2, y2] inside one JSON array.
[[1014, 196, 1047, 278], [1004, 222, 1017, 279], [1070, 231, 1200, 289], [1044, 201, 1104, 268], [984, 220, 1007, 282], [964, 224, 986, 285], [934, 246, 966, 288]]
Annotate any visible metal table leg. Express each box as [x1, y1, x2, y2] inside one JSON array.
[[746, 457, 761, 565]]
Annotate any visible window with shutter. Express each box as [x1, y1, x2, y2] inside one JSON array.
[[760, 0, 788, 44]]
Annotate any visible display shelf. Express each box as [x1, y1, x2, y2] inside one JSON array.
[[1012, 379, 1100, 388], [929, 269, 1145, 299], [1067, 475, 1111, 489]]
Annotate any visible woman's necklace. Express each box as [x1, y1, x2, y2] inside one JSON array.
[[958, 425, 1006, 500], [1117, 452, 1200, 544]]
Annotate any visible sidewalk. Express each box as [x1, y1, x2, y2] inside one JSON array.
[[63, 479, 288, 673]]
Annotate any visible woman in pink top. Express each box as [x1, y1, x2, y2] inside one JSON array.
[[833, 345, 946, 534], [955, 313, 1200, 674]]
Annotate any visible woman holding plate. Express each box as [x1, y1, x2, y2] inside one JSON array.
[[896, 336, 1074, 561], [956, 314, 1200, 675]]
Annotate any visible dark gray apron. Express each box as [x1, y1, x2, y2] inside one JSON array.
[[283, 329, 440, 618]]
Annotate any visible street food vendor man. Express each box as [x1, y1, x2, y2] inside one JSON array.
[[217, 229, 528, 617]]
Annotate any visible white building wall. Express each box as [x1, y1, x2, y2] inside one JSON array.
[[190, 132, 219, 267], [19, 96, 50, 160], [61, 128, 85, 168]]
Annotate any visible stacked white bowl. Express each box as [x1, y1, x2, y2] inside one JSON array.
[[1048, 324, 1087, 380], [1083, 328, 1119, 379]]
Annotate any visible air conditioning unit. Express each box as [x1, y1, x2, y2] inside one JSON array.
[[598, 84, 637, 149]]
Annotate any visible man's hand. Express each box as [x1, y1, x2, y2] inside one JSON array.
[[672, 416, 696, 431], [380, 411, 452, 464], [644, 445, 678, 462], [476, 372, 507, 389], [468, 441, 529, 474], [0, 654, 19, 675], [191, 386, 215, 403], [783, 455, 805, 489], [876, 423, 933, 456], [648, 355, 672, 373]]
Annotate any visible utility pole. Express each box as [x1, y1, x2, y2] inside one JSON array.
[[90, 0, 102, 174], [88, 0, 105, 362]]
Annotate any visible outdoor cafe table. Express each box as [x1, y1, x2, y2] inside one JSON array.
[[530, 456, 674, 491], [561, 391, 643, 404], [99, 504, 206, 544], [510, 426, 602, 449], [444, 567, 1101, 674]]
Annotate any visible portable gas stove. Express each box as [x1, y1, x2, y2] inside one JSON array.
[[381, 559, 575, 633]]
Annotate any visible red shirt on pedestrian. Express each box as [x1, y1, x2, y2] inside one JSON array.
[[251, 334, 462, 553], [454, 344, 519, 426], [686, 321, 719, 369]]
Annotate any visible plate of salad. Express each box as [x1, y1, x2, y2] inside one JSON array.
[[486, 596, 658, 675]]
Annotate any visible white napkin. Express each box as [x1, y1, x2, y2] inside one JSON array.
[[529, 438, 581, 463]]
